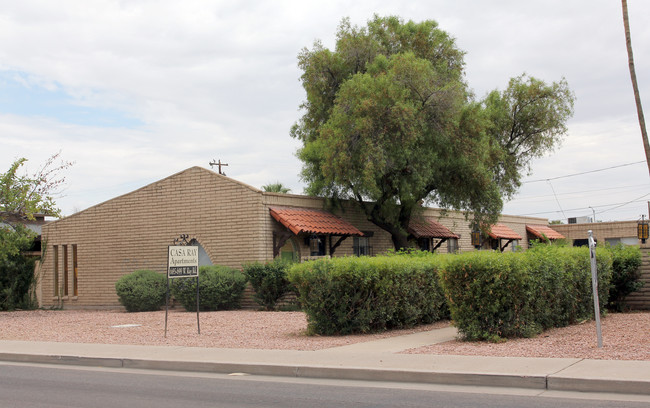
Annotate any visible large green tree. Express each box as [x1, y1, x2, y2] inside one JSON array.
[[292, 16, 574, 249]]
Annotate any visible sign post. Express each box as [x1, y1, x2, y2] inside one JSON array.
[[165, 235, 200, 337], [588, 230, 603, 348]]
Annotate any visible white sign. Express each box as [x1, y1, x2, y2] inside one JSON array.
[[167, 245, 199, 278]]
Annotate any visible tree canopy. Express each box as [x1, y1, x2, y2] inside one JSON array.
[[0, 153, 72, 262], [291, 16, 574, 249], [262, 182, 292, 194]]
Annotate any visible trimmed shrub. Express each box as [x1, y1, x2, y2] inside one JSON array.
[[607, 244, 643, 311], [288, 254, 447, 335], [172, 265, 246, 312], [242, 259, 293, 310], [115, 270, 167, 313], [439, 246, 612, 341], [439, 252, 537, 341]]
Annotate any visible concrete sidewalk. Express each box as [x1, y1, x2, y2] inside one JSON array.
[[0, 327, 649, 397]]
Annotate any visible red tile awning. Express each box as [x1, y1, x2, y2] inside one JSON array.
[[526, 224, 565, 240], [269, 206, 363, 236], [408, 217, 459, 239], [487, 224, 523, 240]]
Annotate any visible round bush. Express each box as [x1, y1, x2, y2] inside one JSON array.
[[243, 259, 293, 310], [115, 270, 167, 312], [171, 265, 247, 312]]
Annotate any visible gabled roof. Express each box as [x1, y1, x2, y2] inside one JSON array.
[[408, 217, 459, 239], [269, 206, 363, 236], [526, 224, 565, 240], [45, 166, 261, 227], [487, 224, 523, 240]]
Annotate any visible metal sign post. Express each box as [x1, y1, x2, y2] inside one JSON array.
[[588, 230, 603, 348], [165, 234, 200, 338]]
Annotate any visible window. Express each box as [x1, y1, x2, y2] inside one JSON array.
[[511, 240, 519, 252], [53, 245, 59, 296], [309, 235, 326, 256], [63, 245, 69, 296], [573, 239, 590, 247], [447, 238, 459, 253], [72, 245, 78, 297], [353, 236, 370, 256], [417, 238, 430, 252]]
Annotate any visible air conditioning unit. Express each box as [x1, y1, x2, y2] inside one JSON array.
[[568, 216, 592, 224]]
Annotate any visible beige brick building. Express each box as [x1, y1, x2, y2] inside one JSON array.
[[38, 166, 564, 308]]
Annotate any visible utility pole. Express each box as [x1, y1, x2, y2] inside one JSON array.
[[209, 159, 228, 175], [622, 0, 650, 177]]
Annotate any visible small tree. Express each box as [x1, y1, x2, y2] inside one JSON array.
[[0, 153, 72, 309], [262, 182, 292, 194]]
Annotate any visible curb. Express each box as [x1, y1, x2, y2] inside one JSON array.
[[2, 351, 649, 396]]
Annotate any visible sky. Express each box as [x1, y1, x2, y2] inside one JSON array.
[[1, 0, 649, 223]]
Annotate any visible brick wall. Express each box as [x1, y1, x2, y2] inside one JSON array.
[[550, 221, 638, 244], [40, 167, 268, 308]]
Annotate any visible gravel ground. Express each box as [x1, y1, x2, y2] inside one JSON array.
[[0, 309, 647, 360], [405, 312, 650, 361], [0, 309, 447, 351]]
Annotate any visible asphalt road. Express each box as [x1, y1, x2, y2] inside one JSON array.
[[0, 362, 648, 408]]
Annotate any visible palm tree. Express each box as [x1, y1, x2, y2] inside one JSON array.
[[262, 182, 291, 194], [622, 0, 650, 176]]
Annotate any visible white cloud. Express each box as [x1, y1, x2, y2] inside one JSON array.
[[0, 0, 649, 221]]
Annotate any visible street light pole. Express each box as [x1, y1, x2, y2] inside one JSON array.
[[589, 206, 596, 223]]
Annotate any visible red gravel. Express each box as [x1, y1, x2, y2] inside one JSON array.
[[405, 312, 650, 361], [0, 309, 447, 351], [0, 309, 647, 360]]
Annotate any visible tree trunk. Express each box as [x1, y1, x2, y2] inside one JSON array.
[[389, 230, 410, 251], [365, 207, 412, 251], [622, 0, 650, 177]]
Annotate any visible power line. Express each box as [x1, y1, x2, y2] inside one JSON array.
[[510, 183, 649, 201], [547, 180, 566, 219], [514, 194, 650, 216], [596, 192, 650, 215], [522, 161, 646, 183]]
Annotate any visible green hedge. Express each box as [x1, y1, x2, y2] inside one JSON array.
[[115, 270, 167, 313], [439, 246, 612, 341], [172, 265, 247, 312], [608, 244, 643, 311], [242, 259, 294, 310], [288, 255, 448, 335]]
